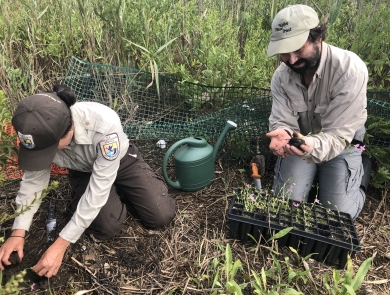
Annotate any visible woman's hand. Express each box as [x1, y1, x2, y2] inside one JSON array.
[[0, 229, 26, 270], [32, 237, 70, 278]]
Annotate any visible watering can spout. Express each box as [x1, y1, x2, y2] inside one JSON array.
[[212, 120, 237, 161]]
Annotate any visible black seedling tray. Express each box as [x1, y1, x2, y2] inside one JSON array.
[[227, 196, 361, 268]]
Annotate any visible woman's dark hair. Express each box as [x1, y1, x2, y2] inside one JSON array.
[[52, 84, 76, 138], [308, 23, 327, 42], [53, 84, 77, 107]]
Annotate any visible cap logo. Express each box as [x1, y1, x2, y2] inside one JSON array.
[[99, 133, 120, 161], [276, 22, 291, 33], [18, 131, 35, 149]]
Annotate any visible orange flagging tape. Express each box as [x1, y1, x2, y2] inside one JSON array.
[[3, 123, 69, 180]]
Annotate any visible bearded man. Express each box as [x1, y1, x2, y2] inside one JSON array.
[[265, 4, 370, 219]]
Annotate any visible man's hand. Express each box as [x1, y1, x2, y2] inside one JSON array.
[[0, 229, 26, 270], [32, 237, 70, 278], [284, 131, 312, 157], [266, 129, 292, 158]]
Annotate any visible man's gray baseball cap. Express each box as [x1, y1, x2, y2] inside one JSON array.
[[12, 93, 71, 171], [267, 4, 319, 57]]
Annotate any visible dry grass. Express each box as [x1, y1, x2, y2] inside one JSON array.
[[0, 156, 389, 295]]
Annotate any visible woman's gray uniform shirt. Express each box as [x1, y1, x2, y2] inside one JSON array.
[[12, 102, 130, 243]]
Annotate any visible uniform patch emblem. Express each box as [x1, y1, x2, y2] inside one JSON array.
[[18, 131, 35, 149], [99, 133, 120, 160]]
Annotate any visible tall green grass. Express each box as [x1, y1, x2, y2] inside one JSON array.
[[0, 0, 389, 107]]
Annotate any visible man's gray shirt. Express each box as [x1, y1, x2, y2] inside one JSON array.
[[269, 42, 368, 163]]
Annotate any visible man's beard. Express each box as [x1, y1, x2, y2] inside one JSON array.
[[284, 42, 321, 75]]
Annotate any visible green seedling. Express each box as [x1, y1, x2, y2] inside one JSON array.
[[323, 255, 373, 295]]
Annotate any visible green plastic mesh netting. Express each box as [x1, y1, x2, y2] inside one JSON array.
[[63, 57, 390, 160], [366, 92, 390, 148], [63, 57, 272, 159]]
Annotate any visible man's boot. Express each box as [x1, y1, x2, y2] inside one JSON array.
[[360, 154, 372, 193]]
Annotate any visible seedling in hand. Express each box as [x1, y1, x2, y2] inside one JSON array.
[[289, 136, 306, 152]]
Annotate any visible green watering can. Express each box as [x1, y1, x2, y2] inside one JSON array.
[[162, 120, 237, 191]]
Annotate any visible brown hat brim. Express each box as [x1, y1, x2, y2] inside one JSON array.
[[18, 142, 58, 171]]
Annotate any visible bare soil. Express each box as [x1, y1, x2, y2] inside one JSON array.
[[1, 152, 389, 295]]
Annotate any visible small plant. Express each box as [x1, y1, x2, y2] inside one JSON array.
[[0, 269, 27, 295], [233, 183, 355, 233], [0, 181, 59, 294], [250, 229, 309, 295], [228, 184, 362, 268], [234, 184, 267, 214], [191, 243, 248, 294], [251, 267, 303, 295], [234, 183, 326, 226], [0, 181, 59, 225], [216, 244, 248, 294], [323, 255, 373, 295]]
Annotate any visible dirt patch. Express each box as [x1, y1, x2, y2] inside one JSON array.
[[1, 155, 389, 295]]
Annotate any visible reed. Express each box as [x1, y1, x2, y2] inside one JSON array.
[[0, 0, 388, 107]]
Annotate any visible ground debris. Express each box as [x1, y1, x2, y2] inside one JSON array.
[[0, 158, 389, 295]]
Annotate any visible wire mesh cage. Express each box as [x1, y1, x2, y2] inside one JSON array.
[[366, 92, 390, 148], [63, 57, 390, 162], [63, 57, 273, 159], [5, 58, 390, 179]]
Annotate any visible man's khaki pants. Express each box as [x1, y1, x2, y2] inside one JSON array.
[[272, 147, 365, 220]]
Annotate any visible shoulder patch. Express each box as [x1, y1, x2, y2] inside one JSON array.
[[99, 133, 120, 161], [18, 131, 35, 149]]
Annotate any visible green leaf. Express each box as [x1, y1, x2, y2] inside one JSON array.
[[251, 270, 263, 291], [350, 257, 373, 291], [287, 271, 297, 282], [225, 244, 232, 277], [333, 269, 341, 285], [155, 37, 178, 55], [125, 39, 150, 55], [271, 253, 282, 273], [289, 247, 300, 263], [303, 252, 318, 260], [211, 269, 221, 289], [346, 255, 355, 281], [37, 6, 49, 20], [279, 288, 303, 295], [212, 257, 219, 269], [231, 259, 243, 279], [226, 281, 244, 294], [266, 227, 293, 243], [341, 284, 356, 295], [261, 267, 267, 290], [247, 233, 258, 244], [264, 266, 278, 280]]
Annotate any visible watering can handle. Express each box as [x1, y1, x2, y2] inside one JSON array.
[[162, 137, 208, 190]]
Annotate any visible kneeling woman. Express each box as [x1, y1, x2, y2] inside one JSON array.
[[0, 84, 176, 277]]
